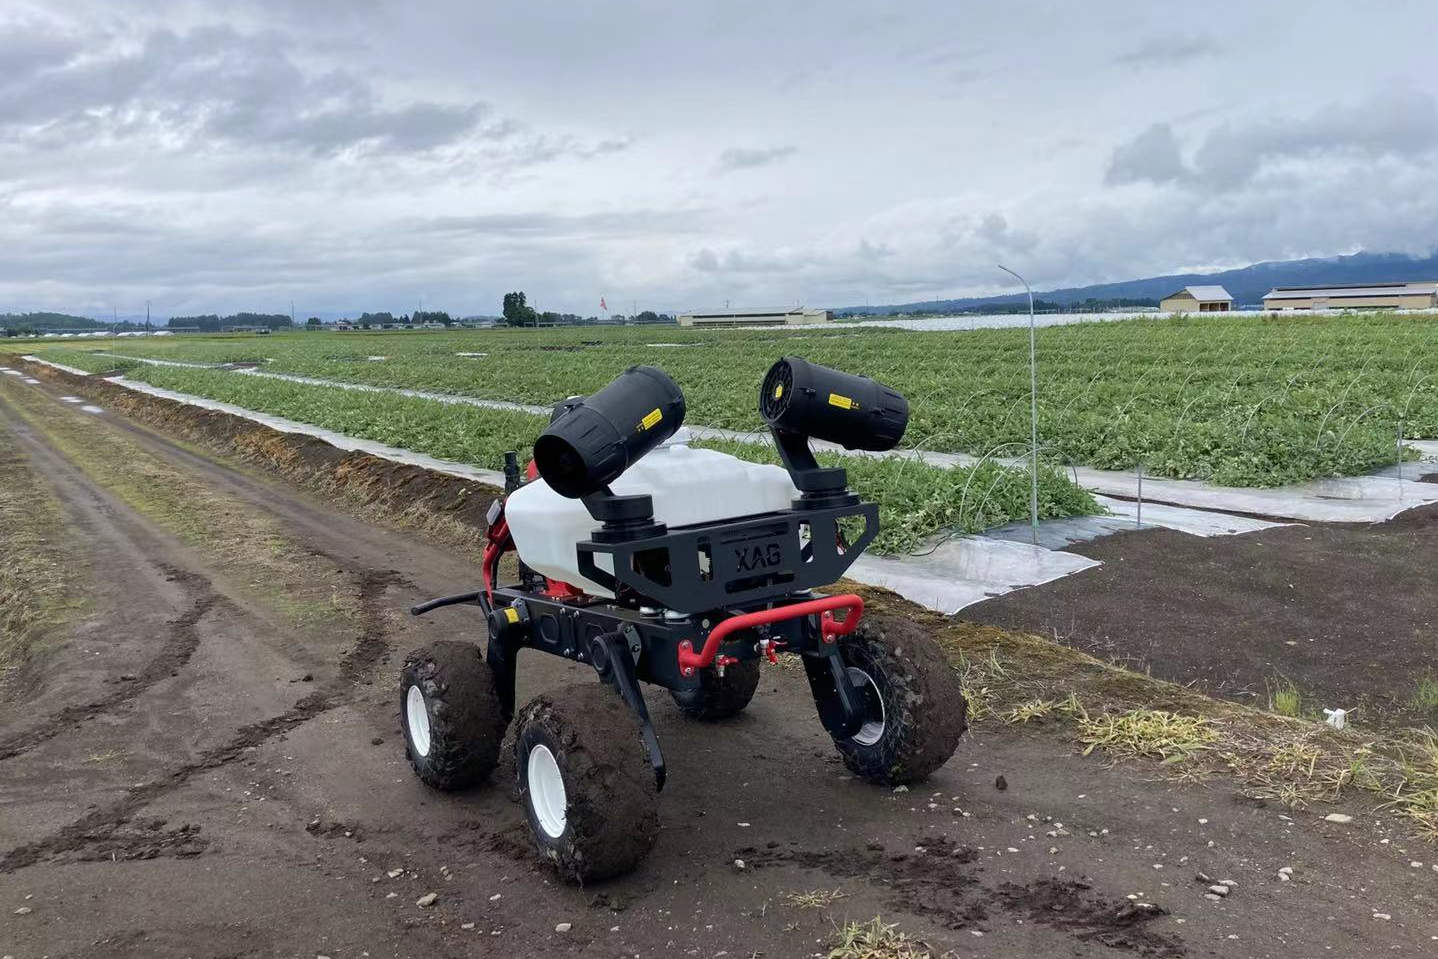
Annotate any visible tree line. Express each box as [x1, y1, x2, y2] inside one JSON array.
[[345, 310, 457, 328], [501, 291, 674, 327], [1, 312, 150, 335], [168, 312, 294, 331]]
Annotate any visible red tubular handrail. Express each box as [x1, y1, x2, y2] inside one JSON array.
[[676, 594, 864, 676]]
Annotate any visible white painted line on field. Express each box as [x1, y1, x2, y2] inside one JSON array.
[[60, 396, 84, 403], [848, 536, 1100, 615], [455, 352, 488, 357], [1090, 496, 1290, 536], [2, 369, 24, 376], [232, 367, 554, 415], [89, 352, 216, 369], [23, 377, 41, 384], [987, 497, 1290, 550], [20, 355, 91, 376], [81, 405, 104, 414], [104, 375, 507, 487], [1073, 464, 1438, 524]]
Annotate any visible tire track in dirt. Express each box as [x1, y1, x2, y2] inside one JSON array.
[[0, 568, 402, 872], [0, 566, 219, 762], [738, 836, 1184, 957]]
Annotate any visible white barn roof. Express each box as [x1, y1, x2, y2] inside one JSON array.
[[1165, 285, 1232, 302], [1263, 281, 1438, 300]]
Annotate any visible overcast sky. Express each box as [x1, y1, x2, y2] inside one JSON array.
[[5, 0, 1438, 317]]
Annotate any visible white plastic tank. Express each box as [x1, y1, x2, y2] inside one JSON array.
[[505, 434, 798, 597]]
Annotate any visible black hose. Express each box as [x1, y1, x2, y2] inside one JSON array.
[[410, 590, 482, 616]]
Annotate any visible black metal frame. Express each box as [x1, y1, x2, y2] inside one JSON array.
[[575, 500, 876, 613]]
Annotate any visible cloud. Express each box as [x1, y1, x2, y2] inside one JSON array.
[[5, 1, 1438, 316], [1105, 123, 1190, 186], [414, 207, 706, 238], [0, 25, 498, 157], [1114, 36, 1218, 67], [1192, 88, 1438, 189], [0, 18, 83, 79], [1107, 90, 1438, 192], [715, 145, 796, 172]]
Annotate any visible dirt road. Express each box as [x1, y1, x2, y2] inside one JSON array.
[[2, 372, 1435, 958]]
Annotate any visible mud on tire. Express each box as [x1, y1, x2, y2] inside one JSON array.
[[400, 641, 506, 790], [670, 657, 761, 720], [514, 683, 659, 883], [830, 621, 967, 785]]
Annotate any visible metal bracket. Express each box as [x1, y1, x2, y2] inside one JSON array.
[[588, 631, 666, 790], [803, 648, 865, 739], [621, 624, 643, 665]]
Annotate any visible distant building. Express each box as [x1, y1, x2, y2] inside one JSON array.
[[1262, 282, 1438, 311], [1159, 286, 1233, 313], [676, 307, 832, 328]]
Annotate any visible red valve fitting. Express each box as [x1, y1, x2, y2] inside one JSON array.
[[760, 639, 787, 665], [676, 594, 863, 677]]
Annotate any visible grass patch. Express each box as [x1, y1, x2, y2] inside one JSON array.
[[0, 379, 361, 638], [1413, 676, 1438, 713], [827, 918, 935, 959], [1078, 709, 1219, 764], [81, 749, 127, 765], [0, 390, 86, 697], [1268, 677, 1303, 718], [1386, 731, 1438, 841], [782, 888, 848, 910]]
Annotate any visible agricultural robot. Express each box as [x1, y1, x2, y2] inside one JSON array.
[[403, 357, 967, 880]]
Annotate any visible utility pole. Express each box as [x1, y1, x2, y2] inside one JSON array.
[[290, 299, 295, 328], [145, 300, 151, 330]]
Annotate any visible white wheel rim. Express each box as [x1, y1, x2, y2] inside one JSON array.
[[527, 744, 568, 839], [846, 666, 886, 747], [406, 685, 432, 758]]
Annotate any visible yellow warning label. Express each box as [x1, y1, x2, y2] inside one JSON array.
[[504, 607, 520, 623], [639, 407, 663, 430], [828, 393, 856, 410], [773, 383, 784, 399]]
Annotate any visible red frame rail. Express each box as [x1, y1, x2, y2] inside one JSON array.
[[676, 594, 864, 676]]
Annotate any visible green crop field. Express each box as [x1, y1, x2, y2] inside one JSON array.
[[23, 361, 1092, 554], [31, 311, 1438, 487]]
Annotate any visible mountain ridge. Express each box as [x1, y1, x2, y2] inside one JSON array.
[[837, 250, 1438, 314]]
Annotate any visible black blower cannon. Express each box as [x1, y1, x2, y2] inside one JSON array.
[[759, 356, 909, 506]]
